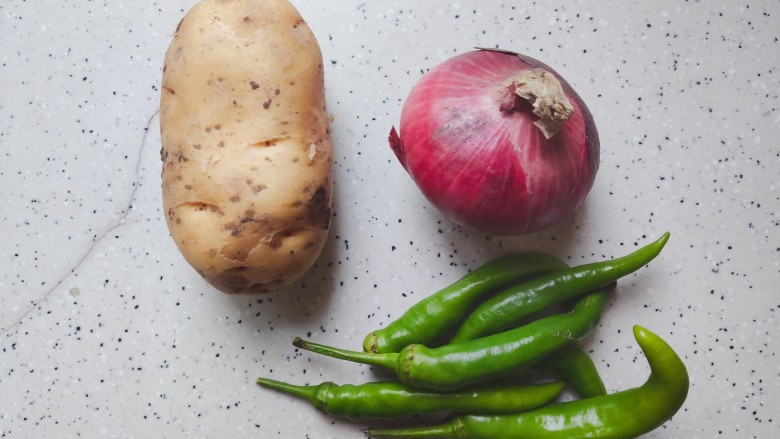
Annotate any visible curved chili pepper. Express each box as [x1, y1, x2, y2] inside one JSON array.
[[255, 378, 564, 420], [536, 344, 606, 398], [367, 325, 689, 439], [451, 232, 669, 343], [364, 252, 569, 353], [293, 289, 608, 391]]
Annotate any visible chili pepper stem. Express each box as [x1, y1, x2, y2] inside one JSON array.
[[293, 337, 399, 370], [366, 422, 458, 438], [256, 377, 319, 402]]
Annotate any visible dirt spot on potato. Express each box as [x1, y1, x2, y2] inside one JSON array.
[[215, 267, 250, 290], [246, 179, 267, 193], [266, 234, 284, 250], [306, 186, 331, 229], [179, 201, 220, 213], [221, 215, 279, 261], [251, 137, 288, 148]]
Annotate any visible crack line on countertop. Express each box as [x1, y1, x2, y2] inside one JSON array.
[[1, 110, 160, 335]]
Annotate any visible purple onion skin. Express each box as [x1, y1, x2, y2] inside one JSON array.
[[390, 49, 599, 236]]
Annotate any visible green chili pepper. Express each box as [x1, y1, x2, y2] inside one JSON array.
[[536, 344, 606, 399], [293, 290, 607, 392], [451, 232, 669, 343], [255, 378, 564, 420], [368, 325, 689, 439], [364, 252, 569, 354]]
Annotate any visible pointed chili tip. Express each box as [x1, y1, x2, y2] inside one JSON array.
[[632, 325, 669, 354], [388, 126, 407, 170], [633, 325, 659, 345], [650, 232, 671, 253]]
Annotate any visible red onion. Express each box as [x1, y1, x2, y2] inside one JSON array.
[[390, 49, 599, 235]]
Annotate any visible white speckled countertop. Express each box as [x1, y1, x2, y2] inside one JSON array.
[[1, 1, 778, 437]]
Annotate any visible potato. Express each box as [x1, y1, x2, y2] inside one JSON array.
[[160, 0, 332, 294]]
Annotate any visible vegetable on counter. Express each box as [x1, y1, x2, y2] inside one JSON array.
[[160, 0, 333, 294], [255, 378, 564, 420], [363, 251, 569, 354], [367, 325, 689, 439], [451, 232, 670, 343], [389, 48, 599, 236], [260, 233, 686, 437], [293, 289, 609, 392]]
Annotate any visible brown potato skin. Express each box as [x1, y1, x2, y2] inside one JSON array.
[[160, 0, 332, 294]]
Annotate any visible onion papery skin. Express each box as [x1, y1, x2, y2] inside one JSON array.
[[391, 49, 599, 236]]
